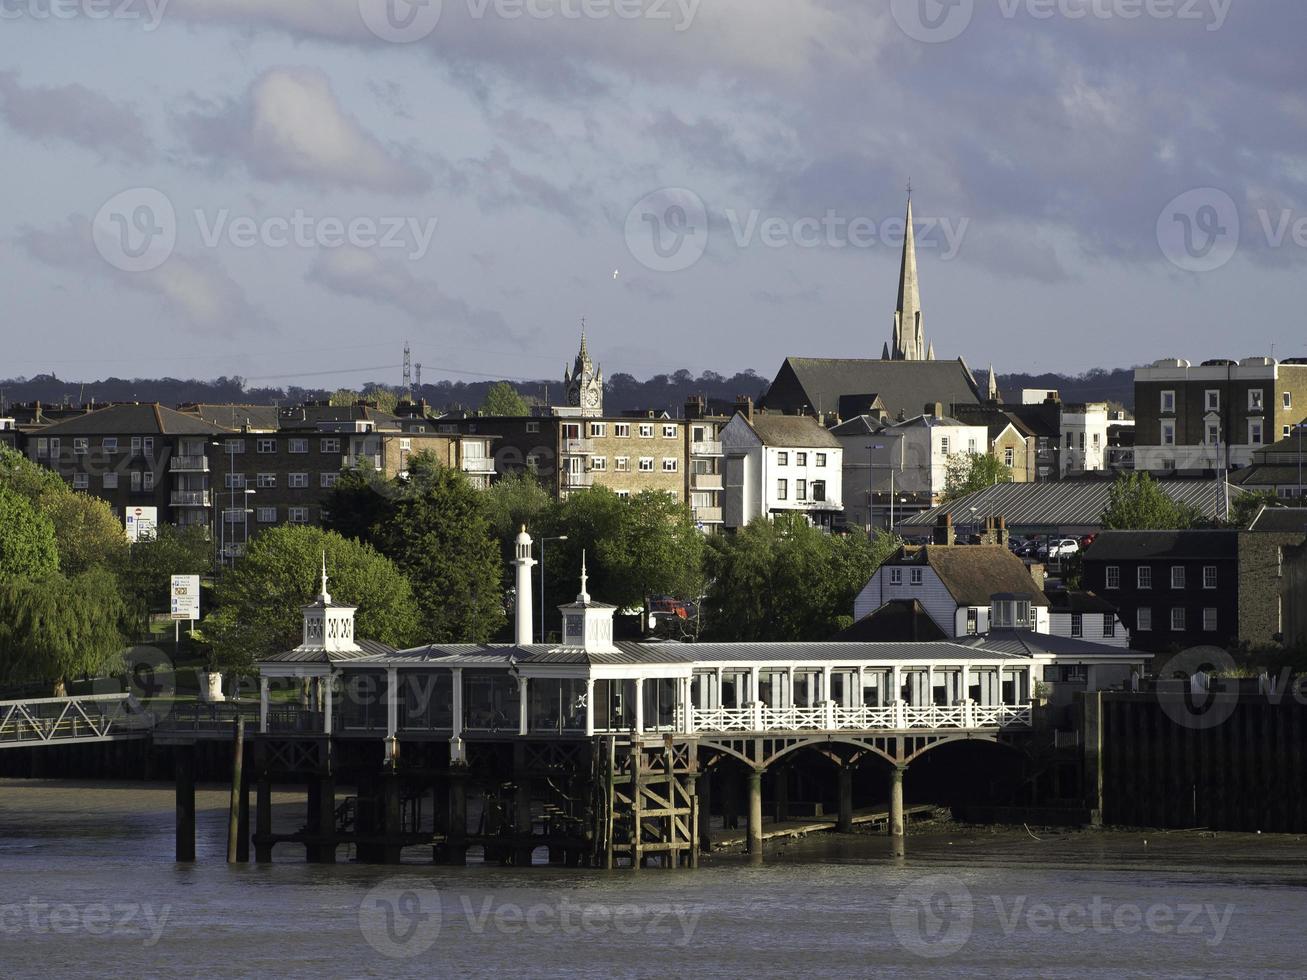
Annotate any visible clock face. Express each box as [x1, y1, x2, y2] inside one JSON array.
[[583, 388, 599, 408], [567, 387, 581, 406]]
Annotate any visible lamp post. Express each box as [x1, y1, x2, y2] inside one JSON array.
[[540, 535, 568, 643], [864, 443, 898, 534]]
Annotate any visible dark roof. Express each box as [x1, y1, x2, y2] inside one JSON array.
[[831, 600, 948, 642], [1082, 530, 1239, 561], [1045, 590, 1118, 614], [829, 415, 882, 437], [951, 405, 1035, 441], [764, 357, 982, 420], [901, 545, 1051, 607], [182, 404, 282, 431], [961, 631, 1140, 658], [1229, 466, 1304, 487], [34, 403, 230, 436], [1247, 507, 1307, 534], [1002, 402, 1061, 440], [903, 479, 1235, 530], [260, 639, 396, 664], [743, 413, 841, 449]]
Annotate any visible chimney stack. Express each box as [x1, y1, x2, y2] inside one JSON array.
[[933, 512, 956, 546], [735, 395, 754, 424]]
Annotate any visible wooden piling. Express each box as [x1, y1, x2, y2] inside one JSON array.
[[175, 744, 196, 862], [226, 717, 245, 864], [889, 766, 906, 838], [746, 769, 763, 860], [836, 766, 853, 834]]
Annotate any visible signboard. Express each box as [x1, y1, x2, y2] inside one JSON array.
[[171, 574, 201, 621], [125, 506, 158, 543]]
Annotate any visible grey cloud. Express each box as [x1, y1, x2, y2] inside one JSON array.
[[0, 71, 151, 160]]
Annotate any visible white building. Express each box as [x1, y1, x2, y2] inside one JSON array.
[[721, 410, 843, 529], [1046, 591, 1129, 649], [1059, 402, 1109, 476]]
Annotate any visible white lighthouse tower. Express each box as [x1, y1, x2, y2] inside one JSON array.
[[512, 525, 536, 646]]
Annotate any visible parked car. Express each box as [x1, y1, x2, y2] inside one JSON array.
[[1079, 533, 1097, 550], [1046, 538, 1080, 559]]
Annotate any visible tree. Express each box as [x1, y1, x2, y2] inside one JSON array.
[[702, 517, 892, 641], [481, 381, 530, 417], [943, 452, 1013, 503], [37, 488, 128, 575], [321, 462, 396, 544], [367, 454, 506, 643], [481, 472, 557, 566], [113, 524, 213, 636], [0, 445, 67, 501], [1101, 473, 1200, 530], [0, 485, 59, 581], [593, 491, 705, 611], [202, 525, 422, 673], [1225, 490, 1282, 529]]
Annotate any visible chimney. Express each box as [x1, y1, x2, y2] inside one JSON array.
[[1028, 562, 1046, 593], [933, 512, 956, 546], [997, 515, 1010, 548], [685, 395, 706, 420], [735, 395, 754, 423], [925, 402, 944, 418]]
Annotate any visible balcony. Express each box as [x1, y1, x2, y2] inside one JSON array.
[[691, 440, 723, 456], [562, 469, 594, 489], [345, 453, 383, 470], [693, 506, 723, 524], [170, 490, 212, 508], [462, 456, 497, 475], [561, 438, 594, 455], [691, 472, 724, 491], [170, 456, 210, 472]]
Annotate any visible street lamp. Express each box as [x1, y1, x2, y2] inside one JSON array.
[[540, 535, 568, 643], [864, 443, 898, 534]]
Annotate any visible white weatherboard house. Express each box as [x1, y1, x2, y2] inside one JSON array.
[[721, 410, 843, 529]]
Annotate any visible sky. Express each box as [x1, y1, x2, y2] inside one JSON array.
[[3, 0, 1306, 391]]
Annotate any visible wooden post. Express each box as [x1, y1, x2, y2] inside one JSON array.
[[631, 748, 644, 870], [889, 766, 906, 838], [1083, 691, 1104, 825], [316, 774, 338, 864], [746, 768, 764, 861], [175, 744, 196, 863], [686, 771, 700, 869], [513, 743, 534, 867], [447, 766, 468, 866], [604, 737, 616, 870], [237, 763, 251, 863], [255, 773, 273, 863], [226, 716, 245, 863], [837, 766, 853, 833], [697, 767, 712, 853]]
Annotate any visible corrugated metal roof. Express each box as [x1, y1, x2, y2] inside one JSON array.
[[902, 478, 1235, 530], [960, 631, 1138, 658]]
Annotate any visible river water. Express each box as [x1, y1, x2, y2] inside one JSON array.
[[2, 780, 1306, 978]]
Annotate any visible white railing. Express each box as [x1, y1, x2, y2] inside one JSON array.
[[169, 456, 210, 472], [688, 701, 1031, 734], [691, 441, 723, 456], [461, 457, 497, 474], [0, 694, 153, 748]]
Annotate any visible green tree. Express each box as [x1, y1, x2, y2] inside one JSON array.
[[1101, 472, 1200, 530], [0, 485, 59, 581], [481, 381, 530, 417], [0, 445, 67, 501], [594, 491, 705, 610], [321, 462, 394, 544], [943, 452, 1013, 503], [702, 516, 892, 641], [0, 568, 127, 695], [367, 454, 506, 643], [113, 524, 213, 636], [37, 488, 128, 575], [1225, 490, 1282, 529], [202, 525, 422, 673], [481, 472, 557, 567]]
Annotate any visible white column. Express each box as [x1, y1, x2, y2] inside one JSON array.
[[960, 664, 971, 706], [518, 676, 529, 735], [513, 530, 536, 646], [749, 666, 760, 704], [634, 677, 645, 734], [926, 665, 936, 708], [585, 678, 595, 736], [714, 666, 723, 708], [259, 676, 269, 733], [324, 675, 334, 736], [386, 667, 399, 739], [891, 664, 902, 704], [684, 677, 697, 734], [821, 665, 832, 704], [786, 666, 795, 706], [855, 666, 866, 708], [450, 668, 464, 740]]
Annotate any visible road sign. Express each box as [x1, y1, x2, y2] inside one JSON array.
[[125, 506, 158, 543], [171, 574, 200, 621]]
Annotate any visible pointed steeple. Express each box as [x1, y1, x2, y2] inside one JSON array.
[[319, 551, 331, 603], [882, 341, 891, 361], [891, 188, 926, 361], [927, 341, 935, 361], [578, 549, 590, 602], [987, 364, 998, 401]]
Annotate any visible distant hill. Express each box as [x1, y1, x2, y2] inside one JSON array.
[[0, 366, 1135, 416]]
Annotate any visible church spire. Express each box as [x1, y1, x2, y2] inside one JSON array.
[[987, 364, 998, 401], [891, 188, 926, 361]]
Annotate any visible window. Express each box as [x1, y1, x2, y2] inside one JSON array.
[[1079, 432, 1086, 450], [589, 422, 606, 437], [225, 473, 246, 489], [1249, 389, 1264, 412], [224, 439, 245, 454], [73, 438, 88, 455], [815, 453, 826, 467], [812, 480, 826, 502], [1171, 566, 1186, 589], [526, 421, 540, 434], [257, 438, 276, 454], [257, 506, 276, 523], [968, 438, 978, 453], [639, 424, 653, 438], [320, 472, 338, 488], [889, 568, 902, 585], [776, 478, 788, 501], [941, 437, 950, 455], [591, 456, 606, 471], [321, 437, 340, 454], [1137, 607, 1152, 631], [103, 437, 117, 454], [910, 568, 924, 586], [777, 451, 789, 465], [143, 471, 154, 491], [223, 508, 243, 524], [131, 471, 142, 492], [1205, 389, 1220, 412], [1284, 392, 1293, 411], [142, 437, 154, 456], [1203, 607, 1218, 632], [1161, 390, 1176, 413], [289, 473, 308, 488], [1205, 422, 1221, 445], [615, 456, 629, 472], [615, 423, 630, 438], [1171, 607, 1186, 631], [1203, 566, 1217, 589], [663, 425, 677, 438], [796, 479, 807, 501], [1071, 613, 1083, 637], [1161, 421, 1176, 446], [289, 438, 308, 454], [1106, 565, 1120, 589], [1004, 447, 1015, 467], [399, 438, 411, 453], [796, 452, 807, 466], [662, 458, 678, 472], [1138, 566, 1152, 589], [1103, 615, 1115, 638], [129, 436, 140, 457], [33, 438, 48, 458], [1249, 420, 1264, 445], [966, 608, 979, 635], [638, 457, 654, 472], [72, 473, 88, 489], [103, 473, 118, 489], [288, 507, 308, 524], [257, 473, 276, 488], [1066, 432, 1074, 449]]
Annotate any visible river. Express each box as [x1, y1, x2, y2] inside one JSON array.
[[2, 780, 1305, 977]]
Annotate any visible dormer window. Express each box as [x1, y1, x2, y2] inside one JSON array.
[[990, 595, 1032, 629]]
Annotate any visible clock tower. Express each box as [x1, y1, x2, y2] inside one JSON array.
[[563, 326, 604, 417]]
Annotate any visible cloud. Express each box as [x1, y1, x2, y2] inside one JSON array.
[[0, 71, 151, 160], [308, 246, 514, 340], [177, 67, 431, 194], [16, 216, 268, 333]]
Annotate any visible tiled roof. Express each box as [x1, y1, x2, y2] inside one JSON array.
[[899, 545, 1052, 607], [831, 599, 947, 642], [33, 403, 230, 436], [182, 404, 281, 431], [745, 413, 842, 448], [766, 357, 982, 421], [1082, 530, 1239, 561]]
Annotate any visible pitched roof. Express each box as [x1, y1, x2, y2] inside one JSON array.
[[1082, 530, 1239, 561], [959, 631, 1140, 659], [910, 545, 1051, 607], [34, 403, 230, 436], [951, 404, 1037, 441], [743, 413, 841, 448], [1247, 507, 1307, 534], [831, 599, 948, 642], [764, 357, 982, 420], [1044, 590, 1118, 614], [181, 404, 282, 431]]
